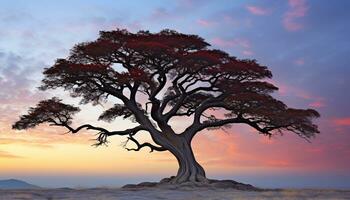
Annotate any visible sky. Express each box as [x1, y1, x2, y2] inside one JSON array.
[[0, 0, 350, 189]]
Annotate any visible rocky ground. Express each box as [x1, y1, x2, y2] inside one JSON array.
[[0, 187, 349, 200], [122, 178, 260, 191]]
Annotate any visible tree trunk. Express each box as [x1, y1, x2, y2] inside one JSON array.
[[165, 136, 208, 184]]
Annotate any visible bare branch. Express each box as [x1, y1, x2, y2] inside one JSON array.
[[184, 115, 274, 141], [53, 122, 146, 146], [124, 134, 167, 152]]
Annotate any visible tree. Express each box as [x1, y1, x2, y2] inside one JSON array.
[[13, 29, 320, 184]]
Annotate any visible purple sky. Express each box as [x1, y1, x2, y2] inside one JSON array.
[[0, 0, 350, 188]]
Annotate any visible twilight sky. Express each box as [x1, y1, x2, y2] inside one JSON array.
[[0, 0, 350, 188]]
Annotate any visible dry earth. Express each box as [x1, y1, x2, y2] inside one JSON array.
[[0, 188, 350, 200]]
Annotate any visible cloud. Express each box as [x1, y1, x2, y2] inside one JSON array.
[[283, 0, 308, 31], [242, 50, 254, 56], [190, 129, 302, 169], [294, 58, 305, 65], [270, 80, 326, 108], [211, 38, 237, 48], [0, 150, 22, 159], [0, 51, 96, 148], [246, 5, 270, 15], [192, 131, 298, 169], [0, 51, 47, 135], [333, 118, 350, 126], [211, 37, 253, 56], [309, 100, 326, 108], [61, 16, 143, 35], [0, 51, 44, 104], [0, 137, 53, 149], [197, 19, 216, 27], [148, 1, 208, 23], [187, 121, 350, 172], [150, 8, 173, 20]]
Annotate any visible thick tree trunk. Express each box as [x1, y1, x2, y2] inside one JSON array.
[[165, 136, 208, 184]]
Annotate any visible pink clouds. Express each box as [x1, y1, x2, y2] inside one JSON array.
[[265, 160, 291, 167], [283, 0, 309, 31], [150, 8, 172, 20], [246, 5, 270, 15], [270, 80, 309, 98], [211, 37, 236, 48], [211, 37, 254, 56], [269, 80, 326, 108], [188, 121, 350, 173], [242, 50, 254, 56], [197, 15, 252, 30], [191, 129, 321, 170], [309, 100, 326, 108], [197, 19, 215, 27], [294, 58, 305, 65], [234, 38, 251, 49], [333, 118, 350, 126]]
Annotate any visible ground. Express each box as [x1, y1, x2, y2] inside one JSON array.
[[0, 188, 349, 200]]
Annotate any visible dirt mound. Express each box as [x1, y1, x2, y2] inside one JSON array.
[[122, 177, 261, 191]]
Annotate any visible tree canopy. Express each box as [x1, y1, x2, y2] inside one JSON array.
[[13, 29, 320, 183]]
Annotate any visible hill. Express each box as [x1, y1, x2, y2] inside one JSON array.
[[0, 179, 39, 189]]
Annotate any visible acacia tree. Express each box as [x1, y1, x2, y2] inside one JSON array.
[[13, 29, 320, 184]]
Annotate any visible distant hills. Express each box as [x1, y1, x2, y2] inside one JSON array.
[[0, 179, 40, 189]]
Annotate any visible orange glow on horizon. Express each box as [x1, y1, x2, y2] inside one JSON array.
[[1, 117, 349, 177]]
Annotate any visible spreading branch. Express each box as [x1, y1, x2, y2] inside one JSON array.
[[123, 134, 166, 152]]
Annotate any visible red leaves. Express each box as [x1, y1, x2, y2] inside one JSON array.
[[173, 50, 272, 82], [126, 41, 171, 55], [41, 59, 111, 91], [99, 29, 209, 52], [219, 59, 272, 79], [12, 97, 80, 130], [98, 104, 133, 122], [35, 28, 320, 140], [129, 67, 145, 77], [223, 90, 320, 138], [180, 50, 224, 67], [83, 39, 121, 57], [44, 59, 109, 75], [285, 108, 320, 119], [67, 63, 108, 73], [114, 67, 152, 85], [69, 39, 121, 62], [98, 29, 133, 43], [218, 81, 278, 94], [156, 29, 209, 50], [10, 27, 321, 151]]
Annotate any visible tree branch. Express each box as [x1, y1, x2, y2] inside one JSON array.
[[124, 134, 167, 152], [61, 123, 144, 135], [162, 74, 224, 122], [49, 120, 146, 146], [183, 115, 274, 141]]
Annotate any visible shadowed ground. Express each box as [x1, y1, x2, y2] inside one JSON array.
[[0, 188, 349, 200]]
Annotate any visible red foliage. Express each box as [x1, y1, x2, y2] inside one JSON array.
[[16, 28, 319, 141], [12, 98, 80, 130], [12, 29, 320, 182]]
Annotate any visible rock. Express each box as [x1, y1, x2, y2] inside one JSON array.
[[159, 176, 174, 184], [122, 177, 261, 191], [122, 182, 158, 189], [209, 179, 258, 190]]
